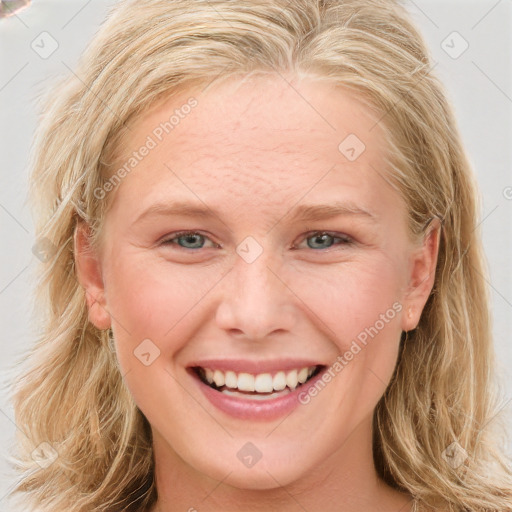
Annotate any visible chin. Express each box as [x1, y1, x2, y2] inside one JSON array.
[[195, 448, 315, 490]]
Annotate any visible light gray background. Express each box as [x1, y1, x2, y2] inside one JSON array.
[[0, 0, 511, 510]]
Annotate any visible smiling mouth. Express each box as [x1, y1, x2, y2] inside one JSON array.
[[192, 365, 324, 399]]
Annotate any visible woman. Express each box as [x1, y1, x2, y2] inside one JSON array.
[[8, 0, 512, 511]]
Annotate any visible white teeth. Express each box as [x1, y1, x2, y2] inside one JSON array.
[[225, 371, 238, 389], [298, 367, 308, 383], [204, 368, 214, 384], [237, 373, 255, 392], [212, 370, 225, 387], [254, 373, 273, 393], [286, 369, 298, 390], [272, 371, 287, 391], [199, 365, 318, 393]]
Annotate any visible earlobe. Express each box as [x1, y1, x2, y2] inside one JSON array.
[[401, 218, 442, 332], [73, 221, 111, 330]]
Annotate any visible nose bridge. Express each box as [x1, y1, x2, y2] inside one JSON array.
[[235, 246, 275, 299], [215, 238, 295, 339]]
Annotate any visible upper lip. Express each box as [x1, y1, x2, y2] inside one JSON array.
[[187, 358, 325, 374]]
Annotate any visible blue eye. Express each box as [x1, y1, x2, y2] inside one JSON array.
[[160, 231, 216, 249], [298, 231, 354, 250], [159, 230, 354, 251]]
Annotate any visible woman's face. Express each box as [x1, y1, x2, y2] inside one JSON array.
[[76, 74, 438, 491]]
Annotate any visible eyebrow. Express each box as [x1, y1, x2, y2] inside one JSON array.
[[132, 200, 378, 226]]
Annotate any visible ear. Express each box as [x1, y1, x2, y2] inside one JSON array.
[[74, 221, 111, 330], [401, 218, 442, 332]]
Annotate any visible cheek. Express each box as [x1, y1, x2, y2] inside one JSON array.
[[104, 255, 198, 409], [292, 257, 404, 343], [297, 262, 404, 409], [293, 258, 405, 404], [106, 252, 218, 337]]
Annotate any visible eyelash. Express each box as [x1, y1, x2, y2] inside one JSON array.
[[159, 230, 355, 251]]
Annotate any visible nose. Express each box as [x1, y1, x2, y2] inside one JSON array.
[[215, 247, 298, 341]]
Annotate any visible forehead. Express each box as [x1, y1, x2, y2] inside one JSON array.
[[106, 74, 398, 221]]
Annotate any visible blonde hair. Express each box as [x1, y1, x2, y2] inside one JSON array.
[[7, 0, 512, 510]]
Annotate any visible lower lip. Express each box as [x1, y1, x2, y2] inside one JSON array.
[[189, 367, 326, 421]]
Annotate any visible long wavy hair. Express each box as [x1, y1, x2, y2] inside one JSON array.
[[6, 0, 512, 510]]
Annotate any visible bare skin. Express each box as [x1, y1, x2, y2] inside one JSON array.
[[75, 73, 440, 512]]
